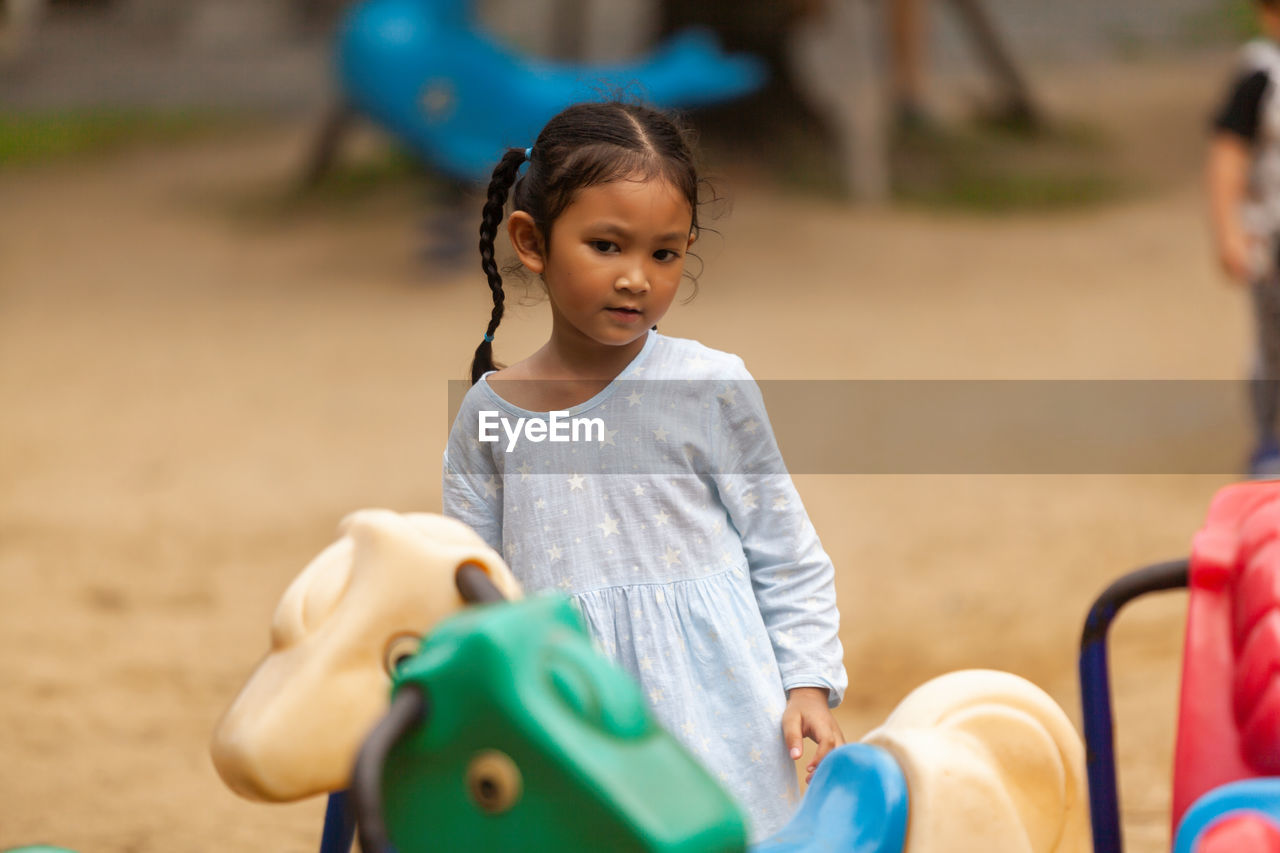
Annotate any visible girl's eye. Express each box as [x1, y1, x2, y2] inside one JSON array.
[[654, 249, 681, 262], [590, 240, 618, 254]]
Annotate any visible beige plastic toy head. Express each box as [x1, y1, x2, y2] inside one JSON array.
[[210, 510, 521, 802], [862, 669, 1088, 853]]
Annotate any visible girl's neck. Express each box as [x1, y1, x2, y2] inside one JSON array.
[[487, 330, 651, 413], [539, 326, 651, 381]]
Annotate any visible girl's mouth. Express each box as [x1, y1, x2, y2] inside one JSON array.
[[606, 307, 643, 323]]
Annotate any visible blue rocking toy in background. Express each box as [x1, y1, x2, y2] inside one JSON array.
[[304, 0, 766, 190]]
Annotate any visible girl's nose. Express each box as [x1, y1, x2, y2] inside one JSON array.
[[615, 274, 650, 293]]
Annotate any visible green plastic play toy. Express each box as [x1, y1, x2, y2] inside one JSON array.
[[378, 593, 748, 852]]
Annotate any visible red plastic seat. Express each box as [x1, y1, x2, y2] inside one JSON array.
[[1174, 482, 1280, 828]]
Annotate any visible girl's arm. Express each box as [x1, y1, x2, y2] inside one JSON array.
[[442, 395, 503, 552], [708, 363, 847, 777], [709, 363, 848, 707]]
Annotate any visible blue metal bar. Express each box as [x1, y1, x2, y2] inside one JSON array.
[[1078, 559, 1188, 853], [318, 790, 356, 853]]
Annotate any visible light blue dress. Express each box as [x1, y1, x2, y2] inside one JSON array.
[[442, 332, 847, 839]]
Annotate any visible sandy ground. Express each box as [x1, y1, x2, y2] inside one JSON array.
[[0, 53, 1260, 851]]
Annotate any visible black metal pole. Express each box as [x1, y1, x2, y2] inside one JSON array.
[[352, 685, 428, 853], [1078, 559, 1189, 853], [456, 562, 507, 604]]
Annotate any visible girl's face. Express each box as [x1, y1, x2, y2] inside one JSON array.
[[510, 176, 695, 353]]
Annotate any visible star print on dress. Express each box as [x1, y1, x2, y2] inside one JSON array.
[[598, 514, 619, 537], [600, 427, 618, 446], [516, 461, 533, 480], [483, 476, 501, 498], [625, 389, 643, 406], [632, 483, 646, 497], [661, 546, 681, 567], [653, 509, 670, 526], [741, 492, 758, 509], [547, 544, 562, 562], [567, 473, 585, 491], [717, 387, 737, 406], [653, 426, 668, 442]]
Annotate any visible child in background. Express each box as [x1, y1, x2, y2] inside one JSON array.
[[1208, 0, 1280, 477], [442, 101, 847, 839]]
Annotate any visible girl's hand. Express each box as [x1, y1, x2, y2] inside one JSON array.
[[781, 687, 845, 784]]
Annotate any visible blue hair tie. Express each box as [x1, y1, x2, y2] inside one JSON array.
[[483, 333, 494, 343], [524, 147, 532, 160]]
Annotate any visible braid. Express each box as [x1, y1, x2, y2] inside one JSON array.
[[471, 147, 528, 384]]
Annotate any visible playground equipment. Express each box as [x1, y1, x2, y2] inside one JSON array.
[[210, 509, 520, 801], [213, 509, 1088, 852], [305, 0, 765, 187], [349, 589, 1086, 852], [1080, 481, 1280, 852]]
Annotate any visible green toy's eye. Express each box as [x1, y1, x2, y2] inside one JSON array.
[[545, 640, 651, 739], [383, 633, 421, 674], [465, 750, 522, 814]]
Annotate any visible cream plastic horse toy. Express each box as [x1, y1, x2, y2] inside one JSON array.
[[861, 669, 1087, 852], [210, 509, 520, 801]]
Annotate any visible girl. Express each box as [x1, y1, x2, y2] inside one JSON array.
[[442, 101, 846, 840]]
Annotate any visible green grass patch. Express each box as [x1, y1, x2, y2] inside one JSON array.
[[1179, 0, 1261, 46], [218, 146, 440, 223], [889, 117, 1130, 214], [0, 109, 247, 168], [723, 107, 1130, 214], [896, 170, 1125, 212]]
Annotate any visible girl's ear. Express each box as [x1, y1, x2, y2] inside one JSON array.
[[508, 211, 546, 275], [687, 230, 697, 249]]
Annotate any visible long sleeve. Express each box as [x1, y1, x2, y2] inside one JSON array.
[[442, 392, 503, 553], [709, 360, 847, 707]]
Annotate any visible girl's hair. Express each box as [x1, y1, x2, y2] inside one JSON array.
[[470, 101, 701, 384]]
